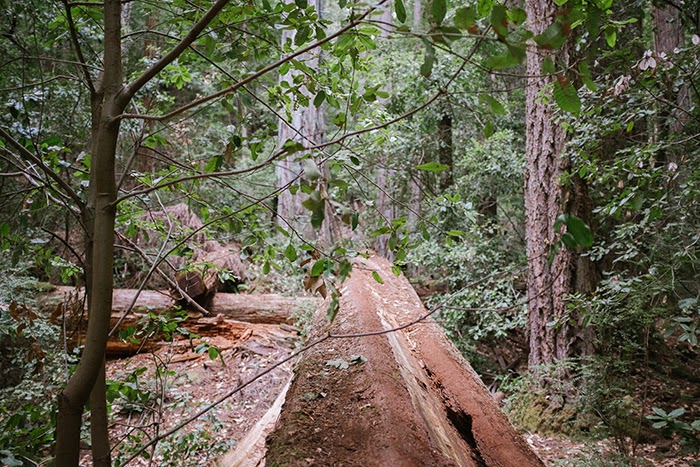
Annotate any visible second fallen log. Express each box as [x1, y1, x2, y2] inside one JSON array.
[[42, 287, 319, 325]]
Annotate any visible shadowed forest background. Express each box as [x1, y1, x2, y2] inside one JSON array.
[[0, 0, 699, 464]]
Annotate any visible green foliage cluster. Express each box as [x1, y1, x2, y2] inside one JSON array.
[[0, 258, 65, 464]]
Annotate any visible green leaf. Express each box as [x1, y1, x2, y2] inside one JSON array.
[[282, 139, 305, 154], [558, 214, 593, 247], [484, 120, 495, 137], [314, 90, 326, 107], [482, 53, 520, 70], [553, 81, 581, 115], [420, 53, 435, 77], [420, 39, 435, 77], [561, 232, 577, 249], [275, 225, 290, 237], [477, 0, 493, 18], [432, 0, 447, 24], [534, 22, 567, 49], [262, 261, 271, 275], [395, 0, 407, 23], [578, 62, 597, 91], [481, 94, 506, 115], [284, 244, 297, 262], [605, 27, 616, 47], [454, 6, 476, 29], [416, 161, 449, 172], [311, 258, 327, 277], [351, 212, 359, 230], [333, 112, 347, 126], [508, 7, 526, 25], [446, 229, 466, 236], [490, 5, 508, 37], [668, 408, 686, 418], [542, 57, 556, 74], [327, 297, 339, 322], [371, 271, 384, 284], [208, 346, 219, 360], [392, 265, 402, 276]]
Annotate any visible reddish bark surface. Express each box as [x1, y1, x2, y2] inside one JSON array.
[[265, 255, 543, 466]]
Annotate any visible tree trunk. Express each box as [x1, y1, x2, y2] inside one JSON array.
[[90, 360, 111, 467], [374, 2, 398, 259], [266, 255, 544, 465], [653, 1, 690, 133], [275, 0, 327, 240], [375, 164, 396, 260], [437, 110, 453, 191], [42, 287, 317, 326], [54, 2, 123, 464], [524, 0, 594, 371]]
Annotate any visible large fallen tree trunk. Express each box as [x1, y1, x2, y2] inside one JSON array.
[[265, 255, 543, 466], [41, 287, 319, 324]]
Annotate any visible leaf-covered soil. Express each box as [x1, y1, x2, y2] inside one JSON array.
[[83, 320, 301, 466]]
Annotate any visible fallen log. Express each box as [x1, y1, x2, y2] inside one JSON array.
[[171, 243, 247, 310], [264, 255, 543, 466], [40, 287, 319, 325]]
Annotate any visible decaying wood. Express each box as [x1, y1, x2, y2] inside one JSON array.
[[212, 378, 292, 467], [40, 287, 317, 357], [41, 287, 319, 325], [265, 255, 543, 466], [171, 243, 247, 310]]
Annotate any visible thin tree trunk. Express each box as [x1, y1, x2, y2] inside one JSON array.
[[375, 165, 396, 260], [55, 1, 123, 464], [413, 0, 422, 29], [524, 0, 594, 371], [375, 2, 397, 259], [90, 361, 111, 467]]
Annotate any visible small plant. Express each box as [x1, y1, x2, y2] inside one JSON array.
[[646, 407, 700, 453]]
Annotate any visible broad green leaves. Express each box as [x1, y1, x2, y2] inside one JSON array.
[[395, 0, 407, 23], [454, 7, 476, 30], [553, 79, 582, 115], [556, 214, 593, 248], [416, 161, 450, 172], [432, 0, 447, 25]]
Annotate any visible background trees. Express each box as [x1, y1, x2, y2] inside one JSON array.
[[0, 0, 698, 464]]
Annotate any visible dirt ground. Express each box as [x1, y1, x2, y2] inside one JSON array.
[[88, 321, 300, 466]]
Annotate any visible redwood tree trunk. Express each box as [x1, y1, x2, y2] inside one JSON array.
[[652, 1, 689, 133], [275, 0, 327, 239], [524, 0, 594, 370], [437, 110, 453, 191]]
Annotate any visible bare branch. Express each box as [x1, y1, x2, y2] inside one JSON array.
[[0, 128, 85, 209], [0, 75, 81, 92], [61, 0, 96, 94]]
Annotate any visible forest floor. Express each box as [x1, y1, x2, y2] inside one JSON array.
[[91, 287, 699, 466]]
